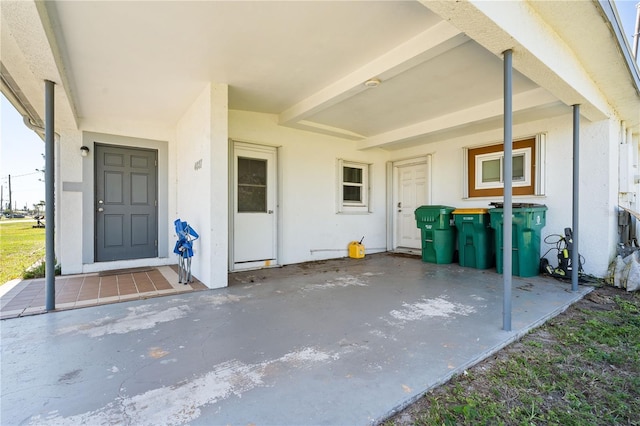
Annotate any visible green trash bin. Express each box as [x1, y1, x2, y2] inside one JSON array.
[[414, 205, 456, 264], [489, 204, 547, 277], [452, 208, 494, 269]]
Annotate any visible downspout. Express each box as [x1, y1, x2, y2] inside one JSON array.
[[22, 116, 46, 139], [629, 127, 638, 245], [634, 2, 639, 59]]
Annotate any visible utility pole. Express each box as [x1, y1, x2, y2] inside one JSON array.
[[8, 174, 12, 215]]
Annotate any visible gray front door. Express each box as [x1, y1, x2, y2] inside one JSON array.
[[95, 144, 158, 262]]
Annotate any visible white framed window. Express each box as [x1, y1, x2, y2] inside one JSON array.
[[337, 159, 370, 213], [463, 135, 545, 198], [474, 147, 532, 190]]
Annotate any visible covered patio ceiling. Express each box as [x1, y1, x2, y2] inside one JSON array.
[[3, 1, 635, 149]]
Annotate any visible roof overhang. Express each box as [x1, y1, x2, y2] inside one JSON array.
[[1, 0, 637, 148]]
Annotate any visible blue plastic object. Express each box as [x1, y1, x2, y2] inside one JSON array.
[[173, 219, 199, 283]]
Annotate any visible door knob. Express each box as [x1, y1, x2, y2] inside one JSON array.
[[98, 207, 104, 212], [268, 210, 274, 214]]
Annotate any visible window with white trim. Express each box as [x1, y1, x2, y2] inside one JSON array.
[[474, 147, 531, 190], [337, 160, 370, 213], [464, 136, 545, 198]]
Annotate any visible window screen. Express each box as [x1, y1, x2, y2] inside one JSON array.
[[238, 157, 267, 212]]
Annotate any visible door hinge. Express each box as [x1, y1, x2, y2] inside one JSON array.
[[155, 200, 157, 207], [155, 160, 157, 167], [155, 239, 158, 247]]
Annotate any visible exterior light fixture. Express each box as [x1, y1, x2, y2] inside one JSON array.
[[364, 78, 381, 88], [80, 146, 90, 157]]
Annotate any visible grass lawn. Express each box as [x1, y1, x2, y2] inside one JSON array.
[[0, 220, 45, 285], [385, 285, 640, 426]]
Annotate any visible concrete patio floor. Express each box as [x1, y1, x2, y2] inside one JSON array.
[[0, 252, 592, 425]]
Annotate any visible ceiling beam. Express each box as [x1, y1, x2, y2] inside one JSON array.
[[278, 20, 468, 127], [285, 120, 366, 141], [419, 0, 609, 123], [357, 87, 557, 150]]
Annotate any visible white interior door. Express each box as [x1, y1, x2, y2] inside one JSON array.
[[395, 161, 429, 250], [233, 143, 277, 268]]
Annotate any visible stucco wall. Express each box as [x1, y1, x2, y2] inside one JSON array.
[[227, 109, 623, 277], [581, 119, 619, 276], [55, 84, 228, 286], [230, 110, 390, 266], [388, 114, 619, 277], [57, 129, 84, 274], [77, 131, 171, 274], [55, 101, 624, 282], [175, 83, 228, 288]]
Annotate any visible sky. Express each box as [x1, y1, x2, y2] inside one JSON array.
[[0, 95, 45, 211], [617, 0, 640, 53], [0, 1, 639, 212]]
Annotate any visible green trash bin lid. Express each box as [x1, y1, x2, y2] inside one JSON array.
[[415, 205, 456, 211], [489, 202, 545, 209], [415, 205, 456, 220], [415, 205, 456, 229]]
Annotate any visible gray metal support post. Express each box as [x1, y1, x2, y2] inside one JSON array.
[[572, 105, 580, 292], [503, 49, 513, 332], [45, 80, 55, 311]]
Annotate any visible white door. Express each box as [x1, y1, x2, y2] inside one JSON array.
[[395, 161, 429, 250], [233, 143, 277, 269]]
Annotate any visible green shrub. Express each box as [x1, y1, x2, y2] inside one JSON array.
[[22, 258, 61, 279]]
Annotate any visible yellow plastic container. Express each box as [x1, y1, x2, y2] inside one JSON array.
[[348, 241, 365, 259], [452, 208, 489, 215]]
